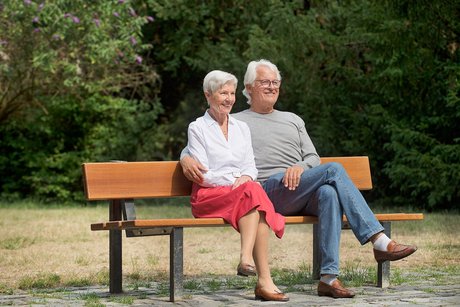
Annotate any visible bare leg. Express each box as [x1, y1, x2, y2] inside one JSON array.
[[238, 209, 259, 266], [253, 212, 279, 292]]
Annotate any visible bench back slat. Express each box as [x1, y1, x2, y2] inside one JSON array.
[[320, 156, 372, 190], [83, 161, 191, 200], [82, 156, 372, 201]]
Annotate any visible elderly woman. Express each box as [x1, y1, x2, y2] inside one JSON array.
[[187, 70, 288, 302]]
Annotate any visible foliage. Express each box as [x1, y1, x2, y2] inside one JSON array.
[[242, 0, 460, 209], [373, 1, 460, 210], [143, 0, 281, 157], [0, 0, 458, 209], [0, 0, 157, 122], [0, 94, 164, 201], [0, 1, 163, 201]]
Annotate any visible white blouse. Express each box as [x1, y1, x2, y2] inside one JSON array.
[[187, 110, 258, 187]]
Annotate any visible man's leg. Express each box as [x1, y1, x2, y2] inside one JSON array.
[[262, 162, 383, 244], [262, 163, 385, 266], [319, 162, 384, 244], [262, 166, 354, 298], [265, 162, 419, 261], [262, 166, 343, 276], [310, 184, 342, 276]]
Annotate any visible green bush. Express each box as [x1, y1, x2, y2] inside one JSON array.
[[1, 1, 458, 209], [0, 1, 164, 202], [0, 95, 163, 201]]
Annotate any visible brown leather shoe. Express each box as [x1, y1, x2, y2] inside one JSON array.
[[237, 263, 256, 277], [373, 240, 417, 263], [317, 280, 355, 298], [254, 286, 289, 302]]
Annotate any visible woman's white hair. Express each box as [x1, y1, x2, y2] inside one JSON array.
[[203, 70, 238, 102], [242, 59, 282, 105]]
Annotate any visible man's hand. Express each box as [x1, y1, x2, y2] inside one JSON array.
[[232, 175, 253, 190], [180, 156, 207, 184], [283, 165, 304, 190]]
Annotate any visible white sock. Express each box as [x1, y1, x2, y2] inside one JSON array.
[[373, 234, 392, 251], [320, 275, 337, 285]]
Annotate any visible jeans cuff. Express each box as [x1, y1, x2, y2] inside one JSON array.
[[360, 226, 385, 245], [320, 269, 339, 276]]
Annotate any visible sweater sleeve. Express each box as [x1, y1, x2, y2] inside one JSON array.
[[294, 116, 321, 170]]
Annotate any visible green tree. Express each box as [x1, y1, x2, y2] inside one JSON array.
[[144, 0, 282, 157], [146, 0, 459, 210], [0, 0, 157, 122], [0, 1, 163, 201], [245, 0, 460, 209]]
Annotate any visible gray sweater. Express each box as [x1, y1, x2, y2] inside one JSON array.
[[182, 108, 321, 183], [233, 109, 320, 182]]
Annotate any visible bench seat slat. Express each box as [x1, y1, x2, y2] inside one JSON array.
[[91, 213, 424, 231]]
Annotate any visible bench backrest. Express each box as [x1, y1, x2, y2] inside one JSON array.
[[82, 156, 372, 201]]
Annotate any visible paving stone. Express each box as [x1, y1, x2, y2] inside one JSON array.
[[1, 282, 459, 306]]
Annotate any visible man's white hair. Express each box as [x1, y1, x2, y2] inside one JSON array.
[[242, 59, 282, 105]]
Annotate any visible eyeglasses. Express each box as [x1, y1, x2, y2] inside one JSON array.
[[255, 79, 281, 88]]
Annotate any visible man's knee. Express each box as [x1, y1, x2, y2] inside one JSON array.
[[317, 184, 338, 201], [324, 162, 345, 176], [262, 173, 284, 192], [317, 185, 341, 217]]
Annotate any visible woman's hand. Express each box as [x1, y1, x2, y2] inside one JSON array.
[[283, 165, 304, 190], [232, 175, 253, 190], [180, 156, 207, 184]]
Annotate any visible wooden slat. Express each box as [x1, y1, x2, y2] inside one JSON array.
[[286, 213, 424, 224], [82, 161, 192, 200], [371, 213, 424, 221], [82, 157, 372, 201], [91, 213, 424, 231], [320, 156, 372, 190]]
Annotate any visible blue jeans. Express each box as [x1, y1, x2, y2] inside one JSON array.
[[262, 162, 384, 276]]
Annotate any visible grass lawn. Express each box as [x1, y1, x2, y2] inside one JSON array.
[[0, 200, 459, 296]]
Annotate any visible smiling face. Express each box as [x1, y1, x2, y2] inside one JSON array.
[[205, 82, 236, 119], [246, 65, 280, 114]]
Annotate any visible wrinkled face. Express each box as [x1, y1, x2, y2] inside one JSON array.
[[246, 66, 280, 111], [205, 82, 236, 115]]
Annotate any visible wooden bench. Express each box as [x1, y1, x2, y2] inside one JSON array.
[[82, 156, 424, 302]]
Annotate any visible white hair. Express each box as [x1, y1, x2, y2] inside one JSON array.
[[242, 59, 282, 105], [203, 70, 238, 100]]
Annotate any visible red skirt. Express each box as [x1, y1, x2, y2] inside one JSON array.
[[190, 181, 285, 238]]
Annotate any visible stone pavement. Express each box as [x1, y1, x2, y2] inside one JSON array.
[[1, 282, 459, 306]]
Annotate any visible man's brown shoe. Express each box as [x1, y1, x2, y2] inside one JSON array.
[[317, 280, 355, 298], [373, 240, 417, 263]]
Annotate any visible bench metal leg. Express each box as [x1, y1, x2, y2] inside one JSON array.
[[109, 200, 123, 293], [170, 227, 183, 302], [377, 221, 391, 288], [312, 224, 321, 280], [122, 200, 137, 238]]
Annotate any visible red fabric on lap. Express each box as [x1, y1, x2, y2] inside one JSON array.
[[191, 181, 285, 238]]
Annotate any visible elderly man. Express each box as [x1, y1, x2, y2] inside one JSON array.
[[181, 59, 417, 298]]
